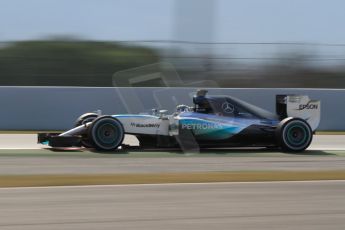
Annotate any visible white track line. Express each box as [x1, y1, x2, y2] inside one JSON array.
[[1, 180, 345, 190]]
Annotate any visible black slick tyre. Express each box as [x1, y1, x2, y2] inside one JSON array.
[[276, 117, 313, 152], [88, 116, 124, 151]]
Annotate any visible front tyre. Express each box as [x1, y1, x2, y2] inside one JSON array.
[[89, 116, 124, 151], [276, 118, 313, 152]]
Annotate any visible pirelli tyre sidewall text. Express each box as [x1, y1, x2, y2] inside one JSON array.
[[276, 117, 313, 152], [88, 116, 125, 151]]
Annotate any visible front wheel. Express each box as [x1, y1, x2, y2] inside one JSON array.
[[276, 117, 313, 152], [88, 116, 125, 151]]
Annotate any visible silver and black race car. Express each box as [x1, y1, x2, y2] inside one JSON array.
[[38, 90, 320, 152]]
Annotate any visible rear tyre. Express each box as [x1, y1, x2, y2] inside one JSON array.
[[276, 117, 313, 152], [75, 113, 98, 148], [89, 116, 124, 151]]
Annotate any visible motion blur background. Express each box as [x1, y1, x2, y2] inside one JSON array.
[[1, 0, 345, 88]]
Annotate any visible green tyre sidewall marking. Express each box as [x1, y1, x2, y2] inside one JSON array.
[[282, 120, 312, 151], [285, 124, 308, 147], [92, 118, 124, 150]]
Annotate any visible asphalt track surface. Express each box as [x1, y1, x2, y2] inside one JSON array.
[[0, 134, 344, 175], [0, 181, 344, 230]]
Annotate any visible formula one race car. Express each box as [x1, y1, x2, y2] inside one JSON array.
[[38, 90, 321, 152]]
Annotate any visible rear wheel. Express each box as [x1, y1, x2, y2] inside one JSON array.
[[75, 113, 98, 148], [276, 118, 313, 152], [89, 116, 124, 151]]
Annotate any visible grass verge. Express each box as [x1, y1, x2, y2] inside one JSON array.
[[316, 131, 345, 135], [1, 170, 345, 187]]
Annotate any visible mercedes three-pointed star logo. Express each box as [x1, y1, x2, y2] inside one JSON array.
[[221, 102, 234, 113]]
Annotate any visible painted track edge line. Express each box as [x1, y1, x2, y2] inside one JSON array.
[[1, 179, 345, 190]]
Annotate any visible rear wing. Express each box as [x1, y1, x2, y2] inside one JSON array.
[[276, 95, 321, 131]]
